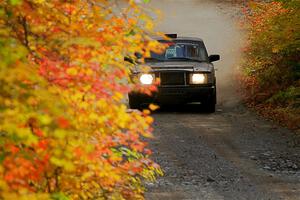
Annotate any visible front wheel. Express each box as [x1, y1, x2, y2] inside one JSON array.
[[203, 101, 216, 113], [202, 92, 216, 113], [128, 96, 141, 109]]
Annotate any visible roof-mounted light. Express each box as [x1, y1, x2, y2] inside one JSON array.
[[165, 34, 177, 39]]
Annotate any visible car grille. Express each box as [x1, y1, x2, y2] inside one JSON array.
[[159, 72, 186, 85]]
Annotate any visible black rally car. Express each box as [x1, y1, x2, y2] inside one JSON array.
[[129, 34, 220, 112]]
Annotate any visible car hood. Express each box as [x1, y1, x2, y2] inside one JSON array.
[[141, 61, 213, 73]]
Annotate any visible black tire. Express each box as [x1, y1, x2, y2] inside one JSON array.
[[128, 96, 141, 109], [203, 101, 216, 113], [202, 92, 216, 113]]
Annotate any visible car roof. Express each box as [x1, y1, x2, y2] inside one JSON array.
[[153, 36, 204, 42]]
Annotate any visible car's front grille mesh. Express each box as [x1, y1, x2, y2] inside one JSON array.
[[159, 72, 186, 85]]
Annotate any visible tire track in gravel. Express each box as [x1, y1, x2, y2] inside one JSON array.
[[147, 111, 280, 200]]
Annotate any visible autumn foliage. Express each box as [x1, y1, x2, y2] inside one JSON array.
[[239, 0, 300, 129], [0, 0, 163, 199]]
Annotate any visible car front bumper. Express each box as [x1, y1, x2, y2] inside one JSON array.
[[129, 85, 216, 105]]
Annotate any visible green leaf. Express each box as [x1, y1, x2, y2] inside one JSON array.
[[0, 153, 5, 164], [51, 192, 69, 200], [9, 0, 22, 5]]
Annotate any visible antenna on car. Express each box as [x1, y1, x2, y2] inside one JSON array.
[[165, 34, 177, 38]]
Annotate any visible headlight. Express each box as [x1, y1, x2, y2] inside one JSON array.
[[139, 74, 154, 85], [189, 73, 207, 84]]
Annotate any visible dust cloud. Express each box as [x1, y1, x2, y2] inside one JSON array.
[[148, 0, 244, 107]]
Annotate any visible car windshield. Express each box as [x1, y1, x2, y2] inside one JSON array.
[[147, 42, 208, 62]]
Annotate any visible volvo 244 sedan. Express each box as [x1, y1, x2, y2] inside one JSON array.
[[128, 34, 220, 112]]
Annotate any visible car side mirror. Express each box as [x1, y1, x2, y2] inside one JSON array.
[[134, 52, 143, 59], [124, 56, 134, 63], [208, 54, 220, 62], [124, 52, 143, 64]]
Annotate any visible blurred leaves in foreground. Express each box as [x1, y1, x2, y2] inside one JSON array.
[[0, 0, 164, 199]]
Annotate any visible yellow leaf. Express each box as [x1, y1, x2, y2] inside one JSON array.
[[66, 67, 78, 76], [39, 114, 52, 125], [143, 109, 150, 115], [149, 104, 159, 111], [145, 116, 154, 124]]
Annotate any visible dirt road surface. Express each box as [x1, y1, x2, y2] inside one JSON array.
[[144, 1, 300, 199]]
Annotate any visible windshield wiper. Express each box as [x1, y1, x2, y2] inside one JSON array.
[[167, 57, 204, 62]]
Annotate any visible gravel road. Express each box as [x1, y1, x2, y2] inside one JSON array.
[[144, 1, 300, 199]]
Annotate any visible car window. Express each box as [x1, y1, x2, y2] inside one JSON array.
[[165, 44, 199, 59], [149, 41, 208, 62]]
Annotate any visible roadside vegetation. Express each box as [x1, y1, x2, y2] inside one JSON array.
[[240, 0, 300, 130], [0, 0, 163, 199]]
